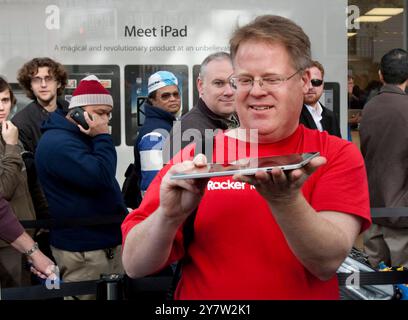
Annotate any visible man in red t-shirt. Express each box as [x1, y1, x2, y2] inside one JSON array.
[[121, 15, 371, 300]]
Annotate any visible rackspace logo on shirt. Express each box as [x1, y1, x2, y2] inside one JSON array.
[[207, 180, 256, 191]]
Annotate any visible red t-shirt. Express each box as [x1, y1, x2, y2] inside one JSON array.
[[122, 125, 371, 300]]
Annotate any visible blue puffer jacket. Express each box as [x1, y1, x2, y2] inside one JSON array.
[[35, 109, 126, 251]]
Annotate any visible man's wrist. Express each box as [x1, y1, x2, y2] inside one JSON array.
[[157, 206, 186, 228], [24, 242, 39, 257]]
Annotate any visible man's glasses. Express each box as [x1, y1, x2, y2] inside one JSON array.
[[229, 69, 302, 93], [311, 79, 323, 87], [160, 92, 180, 101], [31, 76, 56, 85]]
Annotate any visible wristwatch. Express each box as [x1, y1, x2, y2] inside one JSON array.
[[25, 242, 39, 256]]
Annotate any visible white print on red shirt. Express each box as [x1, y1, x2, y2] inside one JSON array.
[[207, 180, 256, 191]]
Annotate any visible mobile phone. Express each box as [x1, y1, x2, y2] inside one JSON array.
[[68, 107, 92, 130], [170, 152, 320, 180]]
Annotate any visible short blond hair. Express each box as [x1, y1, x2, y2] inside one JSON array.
[[229, 15, 312, 71]]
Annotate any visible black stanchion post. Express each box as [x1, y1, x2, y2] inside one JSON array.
[[96, 274, 124, 300]]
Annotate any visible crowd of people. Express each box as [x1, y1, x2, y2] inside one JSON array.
[[1, 13, 407, 300]]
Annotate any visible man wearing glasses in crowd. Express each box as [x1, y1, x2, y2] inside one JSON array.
[[300, 61, 341, 137], [122, 15, 371, 299], [13, 57, 68, 154], [133, 71, 181, 198], [163, 52, 239, 163]]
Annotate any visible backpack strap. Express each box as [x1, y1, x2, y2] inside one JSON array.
[[182, 136, 213, 251], [166, 136, 213, 300]]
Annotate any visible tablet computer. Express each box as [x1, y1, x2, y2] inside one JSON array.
[[170, 152, 320, 180]]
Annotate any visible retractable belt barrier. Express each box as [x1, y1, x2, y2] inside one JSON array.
[[1, 272, 408, 300], [370, 207, 408, 218], [19, 214, 127, 229], [18, 207, 408, 229], [3, 207, 405, 300], [0, 275, 173, 300], [337, 271, 408, 286], [0, 279, 98, 300]]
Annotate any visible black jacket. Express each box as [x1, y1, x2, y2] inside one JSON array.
[[11, 98, 69, 154], [299, 103, 341, 138], [163, 98, 239, 162]]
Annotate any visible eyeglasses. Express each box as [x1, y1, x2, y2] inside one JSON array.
[[160, 92, 180, 101], [311, 79, 323, 87], [31, 76, 56, 85], [229, 69, 302, 93]]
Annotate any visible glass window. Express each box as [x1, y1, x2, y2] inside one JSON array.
[[348, 0, 405, 146]]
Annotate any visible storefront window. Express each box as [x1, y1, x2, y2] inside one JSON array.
[[348, 0, 406, 146]]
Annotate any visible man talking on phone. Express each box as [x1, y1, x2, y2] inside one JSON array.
[[122, 16, 371, 299], [35, 75, 126, 299]]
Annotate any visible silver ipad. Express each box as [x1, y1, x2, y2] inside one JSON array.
[[170, 152, 320, 180]]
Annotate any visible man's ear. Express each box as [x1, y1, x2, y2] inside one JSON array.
[[197, 76, 204, 98], [301, 69, 311, 94], [378, 70, 385, 84]]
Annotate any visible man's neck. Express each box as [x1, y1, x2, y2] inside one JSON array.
[[306, 101, 319, 110], [226, 126, 296, 144], [199, 98, 231, 119], [37, 98, 57, 112], [397, 81, 407, 92]]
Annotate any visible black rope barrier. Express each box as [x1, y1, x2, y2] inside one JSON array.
[[0, 275, 173, 300], [371, 207, 408, 218], [19, 214, 127, 229], [4, 207, 405, 300], [337, 271, 408, 286], [0, 279, 97, 300], [17, 207, 408, 230], [1, 272, 408, 300]]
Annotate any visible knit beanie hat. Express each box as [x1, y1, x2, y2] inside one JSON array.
[[147, 71, 178, 95], [69, 75, 113, 109]]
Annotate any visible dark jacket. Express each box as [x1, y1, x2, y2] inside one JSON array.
[[35, 109, 126, 251], [11, 98, 69, 219], [300, 103, 341, 138], [12, 98, 69, 153], [133, 101, 177, 193], [360, 84, 408, 227], [163, 98, 239, 162], [133, 101, 177, 162]]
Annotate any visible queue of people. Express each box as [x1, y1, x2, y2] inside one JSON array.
[[0, 13, 407, 300]]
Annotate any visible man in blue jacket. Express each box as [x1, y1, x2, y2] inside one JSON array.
[[133, 71, 181, 198], [35, 75, 126, 299]]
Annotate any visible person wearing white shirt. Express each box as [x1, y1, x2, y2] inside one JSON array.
[[300, 61, 341, 138]]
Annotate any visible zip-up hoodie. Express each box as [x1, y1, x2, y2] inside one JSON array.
[[133, 101, 177, 193], [35, 109, 125, 251]]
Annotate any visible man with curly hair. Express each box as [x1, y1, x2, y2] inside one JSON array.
[[12, 57, 68, 154]]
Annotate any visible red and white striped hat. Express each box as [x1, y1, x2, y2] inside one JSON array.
[[68, 75, 113, 109]]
